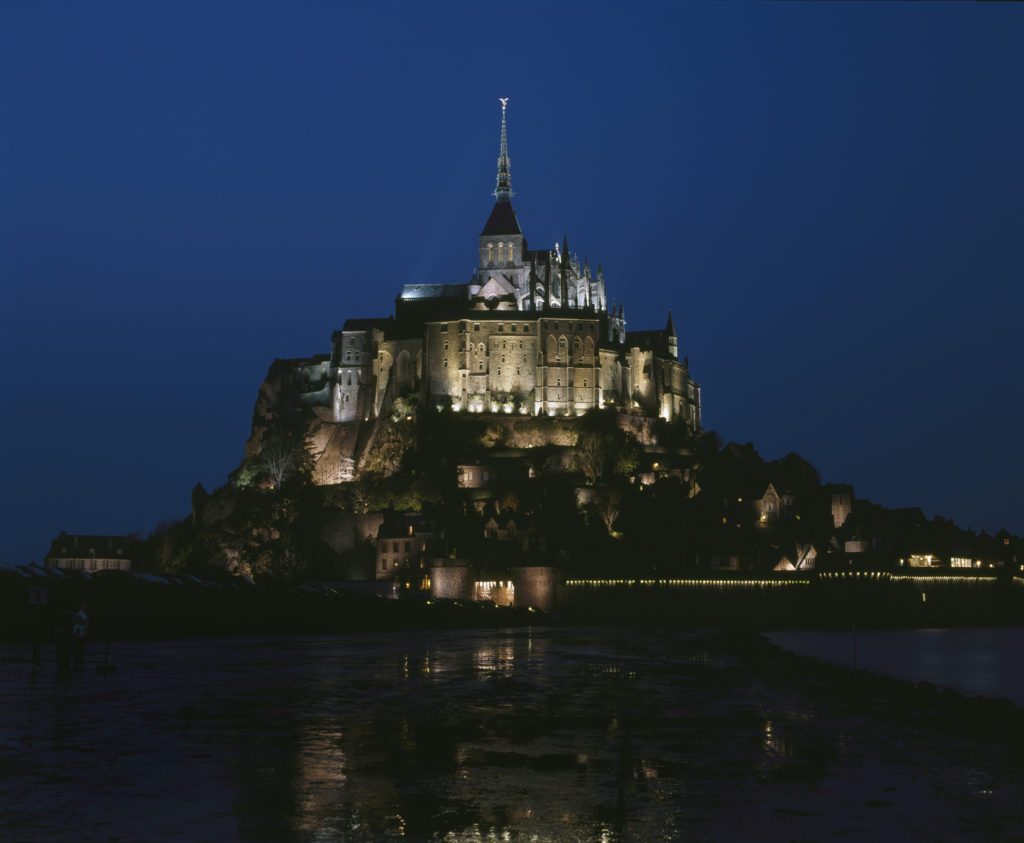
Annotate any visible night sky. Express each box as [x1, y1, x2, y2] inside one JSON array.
[[4, 2, 1023, 565]]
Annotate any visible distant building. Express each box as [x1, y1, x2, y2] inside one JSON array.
[[247, 101, 701, 483], [374, 515, 446, 583], [828, 484, 854, 529], [45, 532, 133, 573]]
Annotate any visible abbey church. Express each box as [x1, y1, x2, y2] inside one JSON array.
[[253, 102, 701, 480]]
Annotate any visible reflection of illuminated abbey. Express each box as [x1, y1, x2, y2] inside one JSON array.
[[273, 102, 700, 460]]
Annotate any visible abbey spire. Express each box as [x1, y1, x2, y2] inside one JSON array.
[[480, 98, 523, 238], [494, 97, 513, 203]]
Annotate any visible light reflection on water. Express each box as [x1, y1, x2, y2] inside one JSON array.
[[4, 627, 1019, 841]]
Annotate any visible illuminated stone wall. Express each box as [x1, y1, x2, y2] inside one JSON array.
[[424, 317, 540, 411], [511, 566, 557, 610], [430, 562, 473, 600]]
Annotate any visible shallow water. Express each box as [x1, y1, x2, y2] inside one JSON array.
[[2, 628, 1022, 841], [768, 627, 1024, 705]]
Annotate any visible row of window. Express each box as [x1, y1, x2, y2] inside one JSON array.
[[441, 323, 535, 334], [486, 242, 516, 265], [446, 342, 531, 355], [52, 559, 124, 571], [541, 320, 597, 333]]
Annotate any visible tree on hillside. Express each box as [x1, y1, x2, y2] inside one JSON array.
[[346, 477, 372, 514], [592, 486, 624, 535], [768, 452, 821, 496], [575, 425, 643, 485], [260, 427, 314, 488], [252, 386, 316, 489], [575, 430, 608, 485]]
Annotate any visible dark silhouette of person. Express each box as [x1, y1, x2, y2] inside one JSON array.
[[71, 604, 89, 667]]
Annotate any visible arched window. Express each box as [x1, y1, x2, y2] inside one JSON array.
[[497, 243, 504, 263], [487, 244, 494, 264], [584, 336, 594, 361], [573, 337, 582, 361]]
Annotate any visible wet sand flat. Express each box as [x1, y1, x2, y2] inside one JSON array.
[[2, 628, 1022, 841]]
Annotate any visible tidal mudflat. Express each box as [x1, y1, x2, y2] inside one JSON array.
[[2, 628, 1023, 841]]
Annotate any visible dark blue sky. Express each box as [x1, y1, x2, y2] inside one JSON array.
[[4, 2, 1023, 564]]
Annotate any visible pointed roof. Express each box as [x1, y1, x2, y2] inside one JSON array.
[[665, 311, 676, 337], [481, 201, 522, 236]]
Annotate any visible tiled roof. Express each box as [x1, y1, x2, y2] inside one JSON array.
[[46, 533, 134, 560]]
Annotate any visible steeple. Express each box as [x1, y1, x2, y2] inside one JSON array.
[[494, 97, 513, 203], [480, 98, 522, 237], [666, 311, 678, 359]]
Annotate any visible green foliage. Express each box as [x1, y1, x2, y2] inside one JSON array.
[[361, 418, 415, 475], [390, 393, 418, 423], [232, 461, 261, 489]]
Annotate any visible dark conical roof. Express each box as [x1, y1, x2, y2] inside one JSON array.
[[481, 201, 522, 236], [665, 311, 676, 337]]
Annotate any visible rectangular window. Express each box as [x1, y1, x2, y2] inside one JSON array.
[[441, 324, 447, 332], [498, 324, 504, 332], [474, 323, 480, 332]]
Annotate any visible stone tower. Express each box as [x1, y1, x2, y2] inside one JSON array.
[[476, 99, 529, 309]]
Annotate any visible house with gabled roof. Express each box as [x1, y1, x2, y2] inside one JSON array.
[[45, 531, 133, 573]]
